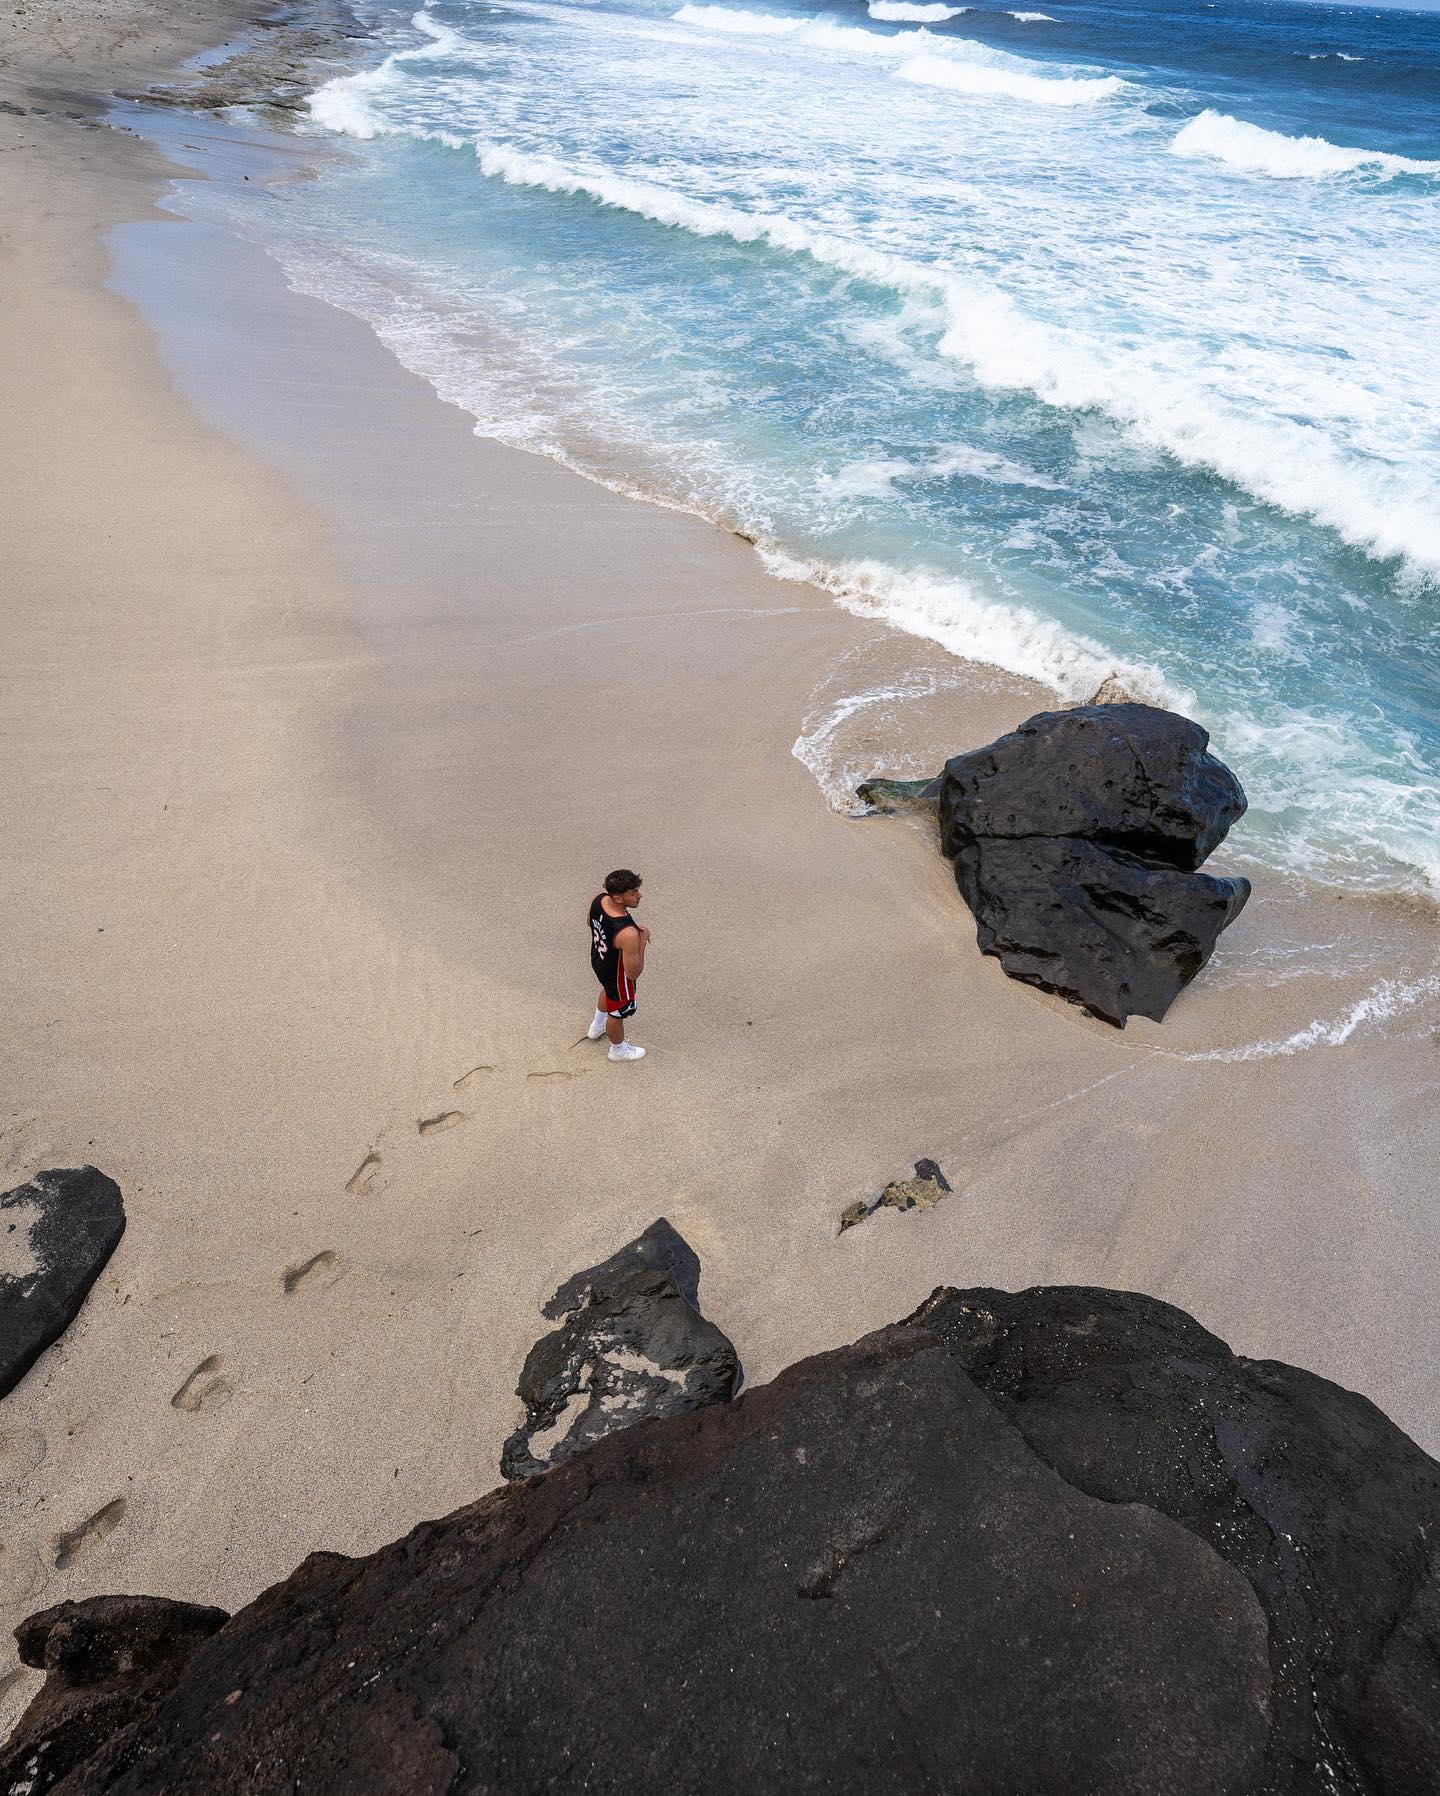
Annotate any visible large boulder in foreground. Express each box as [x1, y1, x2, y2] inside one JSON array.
[[500, 1218, 739, 1481], [939, 703, 1250, 1025], [913, 1286, 1440, 1795], [0, 1597, 228, 1796], [1, 1169, 125, 1399], [10, 1288, 1437, 1795]]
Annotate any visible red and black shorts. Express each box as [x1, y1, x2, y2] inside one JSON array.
[[598, 962, 637, 1021]]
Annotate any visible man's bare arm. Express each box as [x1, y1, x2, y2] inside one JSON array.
[[621, 924, 647, 981]]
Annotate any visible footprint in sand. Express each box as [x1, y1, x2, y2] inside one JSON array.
[[452, 1064, 496, 1093], [53, 1498, 126, 1570], [171, 1354, 233, 1415], [345, 1151, 382, 1196], [282, 1249, 341, 1297], [417, 1110, 466, 1137]]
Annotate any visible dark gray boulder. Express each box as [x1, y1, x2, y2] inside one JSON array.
[[921, 703, 1251, 1024], [950, 832, 1251, 1027], [499, 1218, 739, 1481], [14, 1319, 1275, 1796], [9, 1287, 1440, 1795], [1, 1169, 125, 1399], [0, 1596, 228, 1796], [936, 702, 1247, 871]]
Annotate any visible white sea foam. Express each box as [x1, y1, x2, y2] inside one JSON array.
[[897, 51, 1119, 104], [1172, 110, 1440, 181], [674, 1, 1113, 101], [307, 9, 470, 139], [1181, 969, 1440, 1061], [1008, 10, 1056, 19], [821, 445, 1060, 495], [462, 141, 1440, 580], [760, 546, 1176, 702], [930, 443, 1061, 487], [791, 672, 956, 811], [818, 458, 917, 497], [674, 6, 947, 53], [867, 0, 965, 18]]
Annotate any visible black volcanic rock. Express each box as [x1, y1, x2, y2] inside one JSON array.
[[0, 1596, 228, 1796], [949, 832, 1251, 1027], [911, 1285, 1440, 1794], [10, 1289, 1437, 1796], [933, 703, 1251, 1024], [500, 1218, 739, 1481], [1, 1169, 125, 1399], [16, 1318, 1275, 1796], [936, 702, 1247, 871]]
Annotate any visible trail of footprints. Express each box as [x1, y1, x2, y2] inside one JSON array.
[[343, 1043, 601, 1198], [34, 1238, 352, 1594], [28, 1047, 598, 1590]]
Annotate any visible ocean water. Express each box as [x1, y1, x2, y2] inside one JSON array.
[[209, 0, 1440, 893]]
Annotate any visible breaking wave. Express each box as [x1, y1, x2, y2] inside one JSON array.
[[896, 51, 1121, 105], [1172, 109, 1440, 180], [416, 142, 1440, 581], [867, 0, 966, 18], [760, 545, 1175, 701]]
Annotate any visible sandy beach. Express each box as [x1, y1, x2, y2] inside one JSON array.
[[2, 0, 1438, 1740]]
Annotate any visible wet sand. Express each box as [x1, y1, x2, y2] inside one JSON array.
[[2, 0, 1438, 1735]]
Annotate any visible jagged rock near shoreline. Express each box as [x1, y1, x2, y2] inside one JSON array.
[[119, 0, 368, 117], [8, 1286, 1436, 1796], [0, 1598, 228, 1796], [863, 703, 1251, 1026], [1, 1169, 125, 1400], [499, 1218, 739, 1481]]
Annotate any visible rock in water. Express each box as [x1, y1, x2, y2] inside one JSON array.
[[1, 1169, 125, 1399], [499, 1217, 739, 1481], [9, 1290, 1439, 1795], [935, 703, 1251, 1024], [0, 1596, 228, 1796]]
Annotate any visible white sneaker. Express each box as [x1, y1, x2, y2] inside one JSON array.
[[608, 1041, 646, 1062], [587, 1010, 608, 1040]]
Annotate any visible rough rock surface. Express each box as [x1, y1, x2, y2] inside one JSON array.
[[499, 1218, 739, 1481], [13, 1318, 1276, 1796], [0, 1597, 228, 1796], [912, 1285, 1440, 1795], [936, 703, 1251, 1024], [1, 1168, 125, 1399], [838, 1157, 952, 1231], [10, 1289, 1437, 1796], [119, 0, 367, 116]]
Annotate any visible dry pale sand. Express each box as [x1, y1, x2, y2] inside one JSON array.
[[2, 0, 1438, 1736]]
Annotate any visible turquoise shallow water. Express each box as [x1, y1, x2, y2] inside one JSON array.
[[179, 0, 1440, 894]]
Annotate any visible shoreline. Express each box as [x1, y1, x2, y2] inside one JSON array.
[[3, 0, 1439, 1744]]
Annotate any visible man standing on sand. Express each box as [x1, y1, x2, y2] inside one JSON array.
[[587, 870, 649, 1062]]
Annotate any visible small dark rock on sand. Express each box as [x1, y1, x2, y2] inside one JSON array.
[[500, 1217, 739, 1481], [1, 1168, 125, 1400], [839, 1157, 952, 1231]]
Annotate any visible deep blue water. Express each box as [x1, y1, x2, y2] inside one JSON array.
[[199, 0, 1440, 892]]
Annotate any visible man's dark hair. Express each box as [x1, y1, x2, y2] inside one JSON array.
[[604, 869, 642, 897]]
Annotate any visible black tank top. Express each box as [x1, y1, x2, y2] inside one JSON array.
[[589, 895, 636, 980]]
